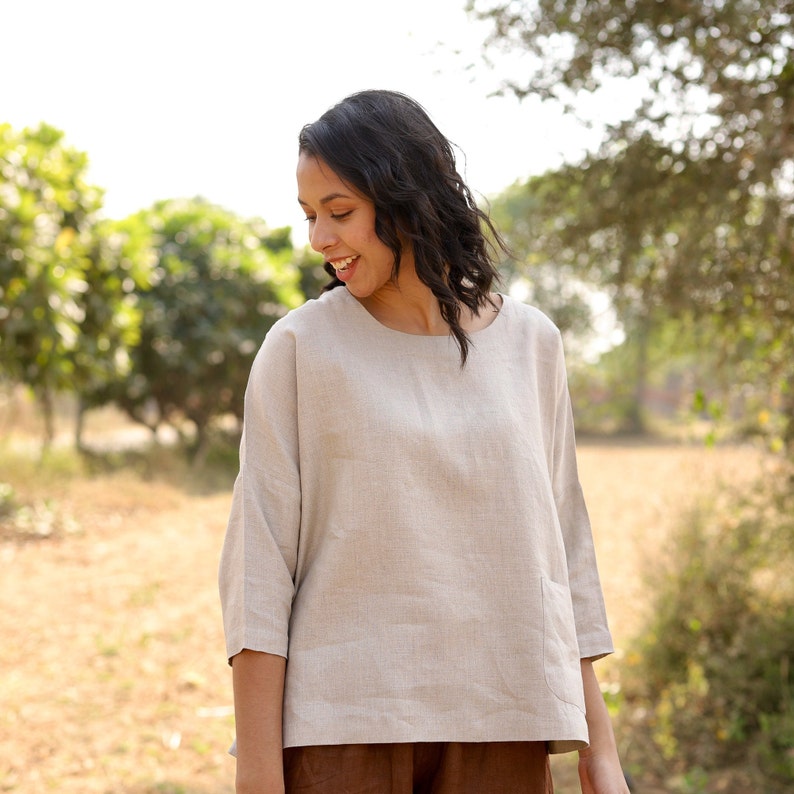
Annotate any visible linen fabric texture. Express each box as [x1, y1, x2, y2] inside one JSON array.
[[218, 288, 614, 754]]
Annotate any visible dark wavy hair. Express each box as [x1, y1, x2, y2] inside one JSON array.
[[297, 89, 507, 366]]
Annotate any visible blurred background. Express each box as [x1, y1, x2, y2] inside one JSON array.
[[2, 1, 792, 792]]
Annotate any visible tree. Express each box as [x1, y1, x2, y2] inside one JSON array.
[[294, 244, 330, 301], [469, 0, 794, 450], [491, 140, 703, 432], [490, 176, 597, 343], [93, 198, 303, 459], [0, 123, 108, 445], [71, 217, 154, 448]]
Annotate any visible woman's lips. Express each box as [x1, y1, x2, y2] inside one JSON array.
[[329, 255, 359, 281], [330, 255, 358, 272]]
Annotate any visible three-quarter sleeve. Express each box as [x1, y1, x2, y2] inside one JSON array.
[[218, 322, 302, 663], [548, 331, 614, 661]]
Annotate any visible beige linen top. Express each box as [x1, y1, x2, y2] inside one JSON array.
[[219, 287, 613, 754]]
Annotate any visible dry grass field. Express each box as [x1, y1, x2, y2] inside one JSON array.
[[0, 405, 768, 793]]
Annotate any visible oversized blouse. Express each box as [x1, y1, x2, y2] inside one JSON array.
[[219, 287, 613, 754]]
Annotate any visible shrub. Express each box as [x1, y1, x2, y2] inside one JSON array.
[[623, 459, 794, 790]]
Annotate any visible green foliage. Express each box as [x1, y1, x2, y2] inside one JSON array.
[[470, 0, 794, 452], [0, 121, 309, 456], [0, 123, 106, 439], [294, 244, 330, 300], [623, 463, 794, 786], [490, 177, 597, 341], [0, 482, 14, 520], [566, 311, 743, 437], [91, 198, 303, 455], [71, 218, 152, 397]]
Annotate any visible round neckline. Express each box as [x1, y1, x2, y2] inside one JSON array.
[[340, 288, 508, 341]]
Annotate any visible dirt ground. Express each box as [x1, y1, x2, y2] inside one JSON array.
[[0, 423, 767, 793]]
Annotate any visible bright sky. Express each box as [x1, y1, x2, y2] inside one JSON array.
[[3, 0, 621, 246]]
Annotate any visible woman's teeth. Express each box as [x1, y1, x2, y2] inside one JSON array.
[[332, 256, 357, 272]]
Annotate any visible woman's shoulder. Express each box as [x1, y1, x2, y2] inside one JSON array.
[[250, 289, 352, 377], [499, 294, 562, 342], [270, 286, 352, 336]]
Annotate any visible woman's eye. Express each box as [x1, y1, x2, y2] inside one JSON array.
[[330, 210, 353, 220], [304, 216, 316, 223]]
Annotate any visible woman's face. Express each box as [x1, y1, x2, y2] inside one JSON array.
[[297, 153, 404, 299]]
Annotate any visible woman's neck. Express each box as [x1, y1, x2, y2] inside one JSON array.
[[355, 255, 502, 336], [357, 278, 448, 336]]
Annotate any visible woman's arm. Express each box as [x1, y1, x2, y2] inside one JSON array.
[[232, 649, 287, 794], [578, 659, 631, 794]]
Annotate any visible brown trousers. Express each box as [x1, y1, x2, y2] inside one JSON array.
[[282, 741, 554, 793]]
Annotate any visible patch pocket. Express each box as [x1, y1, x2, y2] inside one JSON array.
[[541, 577, 585, 711]]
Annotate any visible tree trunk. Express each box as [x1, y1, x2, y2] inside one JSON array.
[[624, 313, 650, 435], [75, 397, 86, 451], [39, 386, 55, 451], [782, 373, 794, 460]]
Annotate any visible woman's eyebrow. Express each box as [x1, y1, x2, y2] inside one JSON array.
[[297, 192, 353, 207]]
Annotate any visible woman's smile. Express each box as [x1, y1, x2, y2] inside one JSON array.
[[328, 255, 360, 278]]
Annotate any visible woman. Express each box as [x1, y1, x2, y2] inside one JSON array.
[[220, 89, 629, 793]]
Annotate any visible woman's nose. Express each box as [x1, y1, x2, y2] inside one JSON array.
[[309, 217, 338, 254]]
